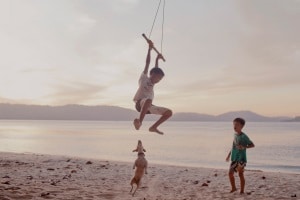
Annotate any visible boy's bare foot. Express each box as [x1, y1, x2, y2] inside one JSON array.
[[230, 188, 237, 193], [240, 191, 244, 194], [149, 127, 164, 135], [133, 119, 141, 130]]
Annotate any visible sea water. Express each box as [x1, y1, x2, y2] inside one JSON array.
[[0, 120, 299, 174]]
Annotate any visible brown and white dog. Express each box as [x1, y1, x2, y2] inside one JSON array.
[[130, 152, 148, 196]]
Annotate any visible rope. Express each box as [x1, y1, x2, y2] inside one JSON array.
[[148, 0, 162, 39], [161, 0, 165, 53], [148, 0, 165, 53]]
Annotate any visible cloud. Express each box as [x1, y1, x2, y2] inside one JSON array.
[[68, 14, 97, 36], [0, 0, 299, 116], [108, 0, 140, 13], [47, 82, 107, 105], [234, 0, 300, 72], [165, 0, 300, 99]]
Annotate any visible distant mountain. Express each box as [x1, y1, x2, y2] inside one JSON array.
[[215, 110, 291, 122], [285, 116, 300, 122], [0, 103, 136, 121], [0, 103, 293, 122], [172, 110, 291, 122], [171, 112, 215, 121]]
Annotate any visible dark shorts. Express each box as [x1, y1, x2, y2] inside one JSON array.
[[229, 161, 246, 173], [135, 99, 169, 115], [135, 99, 151, 114]]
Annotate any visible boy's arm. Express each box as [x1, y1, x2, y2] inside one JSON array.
[[246, 143, 255, 148], [132, 148, 137, 152], [155, 54, 163, 68], [237, 143, 255, 150], [239, 136, 255, 149], [143, 41, 154, 74], [226, 151, 231, 162], [143, 148, 146, 152]]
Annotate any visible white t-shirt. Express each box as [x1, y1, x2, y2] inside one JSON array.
[[133, 72, 154, 102]]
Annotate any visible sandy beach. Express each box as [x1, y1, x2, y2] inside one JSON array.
[[0, 152, 299, 200]]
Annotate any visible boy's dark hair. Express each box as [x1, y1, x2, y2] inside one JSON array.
[[233, 117, 246, 126], [150, 67, 165, 76]]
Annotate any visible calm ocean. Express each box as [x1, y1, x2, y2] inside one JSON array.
[[0, 120, 299, 174]]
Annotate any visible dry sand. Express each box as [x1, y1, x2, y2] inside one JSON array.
[[0, 152, 299, 200]]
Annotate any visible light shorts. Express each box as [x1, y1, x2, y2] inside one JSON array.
[[136, 98, 169, 115]]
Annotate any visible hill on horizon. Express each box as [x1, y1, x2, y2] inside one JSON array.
[[0, 103, 292, 122]]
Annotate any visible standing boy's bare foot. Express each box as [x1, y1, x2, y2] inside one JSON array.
[[230, 188, 237, 193], [133, 119, 141, 130], [149, 127, 164, 135]]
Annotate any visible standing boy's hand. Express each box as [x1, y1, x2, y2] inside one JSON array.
[[226, 156, 230, 162], [237, 145, 246, 150], [226, 151, 231, 162]]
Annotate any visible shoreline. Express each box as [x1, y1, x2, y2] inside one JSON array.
[[2, 150, 299, 175], [1, 152, 299, 200]]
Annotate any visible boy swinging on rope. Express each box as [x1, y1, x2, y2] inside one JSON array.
[[133, 40, 172, 135]]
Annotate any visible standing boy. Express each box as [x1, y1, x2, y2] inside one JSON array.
[[133, 40, 172, 135], [226, 117, 255, 194]]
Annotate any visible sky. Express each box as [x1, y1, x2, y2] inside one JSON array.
[[0, 0, 299, 117]]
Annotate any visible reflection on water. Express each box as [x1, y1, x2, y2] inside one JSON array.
[[0, 120, 299, 173]]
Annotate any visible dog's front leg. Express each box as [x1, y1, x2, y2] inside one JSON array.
[[145, 160, 148, 174]]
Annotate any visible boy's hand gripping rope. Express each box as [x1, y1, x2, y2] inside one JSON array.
[[142, 33, 166, 62]]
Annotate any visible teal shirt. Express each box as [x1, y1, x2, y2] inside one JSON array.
[[231, 132, 253, 163]]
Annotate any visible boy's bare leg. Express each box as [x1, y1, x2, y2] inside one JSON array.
[[149, 110, 172, 135], [133, 119, 141, 130], [239, 171, 245, 194], [134, 99, 152, 130], [229, 172, 237, 193]]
